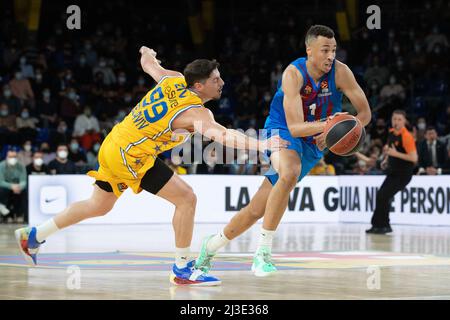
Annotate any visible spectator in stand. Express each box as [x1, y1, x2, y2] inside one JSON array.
[[92, 57, 116, 86], [48, 144, 78, 174], [0, 150, 27, 223], [8, 70, 35, 108], [18, 55, 35, 80], [27, 151, 49, 175], [68, 138, 88, 168], [60, 87, 81, 126], [379, 74, 406, 109], [370, 117, 389, 146], [39, 142, 56, 165], [417, 126, 448, 175], [0, 84, 22, 115], [36, 88, 58, 128], [0, 103, 19, 146], [73, 106, 101, 150], [16, 107, 39, 143], [17, 140, 34, 167], [414, 117, 428, 144]]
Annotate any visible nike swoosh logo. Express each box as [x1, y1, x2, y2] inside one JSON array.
[[45, 198, 59, 203]]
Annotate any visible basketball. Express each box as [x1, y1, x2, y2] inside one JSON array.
[[324, 114, 365, 156]]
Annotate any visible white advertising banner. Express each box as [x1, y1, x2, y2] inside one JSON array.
[[29, 175, 450, 226]]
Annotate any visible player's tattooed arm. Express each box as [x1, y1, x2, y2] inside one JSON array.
[[139, 46, 183, 82], [335, 61, 371, 127], [282, 65, 327, 138]]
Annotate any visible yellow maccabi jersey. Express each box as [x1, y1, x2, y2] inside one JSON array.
[[87, 75, 203, 196]]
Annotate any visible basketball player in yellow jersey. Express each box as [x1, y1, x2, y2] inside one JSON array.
[[15, 46, 287, 286]]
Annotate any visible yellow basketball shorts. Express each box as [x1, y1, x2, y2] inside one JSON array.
[[87, 134, 174, 197]]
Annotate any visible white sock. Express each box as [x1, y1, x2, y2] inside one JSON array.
[[175, 247, 190, 268], [206, 231, 230, 253], [257, 228, 275, 251], [36, 218, 59, 243]]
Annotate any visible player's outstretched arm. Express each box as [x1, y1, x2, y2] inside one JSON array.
[[172, 107, 288, 153], [139, 46, 183, 83], [335, 61, 371, 126], [282, 66, 327, 138]]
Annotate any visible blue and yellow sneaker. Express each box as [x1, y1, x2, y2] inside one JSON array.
[[194, 235, 216, 273], [170, 260, 221, 286], [14, 227, 45, 266], [251, 246, 277, 277]]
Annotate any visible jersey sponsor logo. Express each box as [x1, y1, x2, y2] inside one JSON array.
[[117, 183, 128, 192], [303, 84, 312, 95]]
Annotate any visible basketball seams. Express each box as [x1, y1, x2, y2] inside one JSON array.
[[329, 123, 362, 154], [325, 118, 356, 147]]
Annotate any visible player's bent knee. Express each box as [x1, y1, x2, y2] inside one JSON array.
[[278, 171, 300, 189], [175, 187, 197, 208]]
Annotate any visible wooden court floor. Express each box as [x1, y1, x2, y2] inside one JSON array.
[[1, 222, 450, 300]]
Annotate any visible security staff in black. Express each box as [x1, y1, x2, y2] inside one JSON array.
[[366, 110, 418, 234]]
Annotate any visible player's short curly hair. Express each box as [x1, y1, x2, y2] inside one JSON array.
[[184, 59, 220, 88], [305, 25, 335, 46]]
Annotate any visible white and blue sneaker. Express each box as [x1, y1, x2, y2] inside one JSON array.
[[170, 260, 221, 286], [14, 227, 45, 266]]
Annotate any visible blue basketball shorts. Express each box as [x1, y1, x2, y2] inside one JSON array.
[[263, 128, 323, 185]]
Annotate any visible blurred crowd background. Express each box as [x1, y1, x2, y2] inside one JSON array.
[[0, 0, 449, 222]]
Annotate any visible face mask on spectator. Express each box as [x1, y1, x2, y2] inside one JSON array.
[[118, 111, 126, 119], [93, 143, 101, 153], [0, 109, 8, 116], [3, 89, 11, 98], [138, 78, 145, 86], [43, 91, 51, 99], [21, 111, 29, 118], [66, 73, 72, 81], [389, 77, 396, 85], [24, 144, 32, 152], [99, 61, 106, 68], [20, 57, 26, 65], [34, 158, 44, 167], [84, 109, 92, 117], [80, 57, 86, 64], [57, 150, 68, 159], [36, 73, 43, 81], [7, 157, 18, 166], [68, 92, 77, 100], [118, 76, 126, 84], [70, 142, 79, 151], [58, 125, 67, 133], [84, 43, 92, 50], [15, 72, 22, 80], [124, 96, 132, 103], [418, 122, 426, 130]]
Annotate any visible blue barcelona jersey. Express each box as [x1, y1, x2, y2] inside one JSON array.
[[263, 57, 343, 185], [264, 57, 343, 146]]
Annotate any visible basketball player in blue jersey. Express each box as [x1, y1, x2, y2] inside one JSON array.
[[196, 25, 372, 277]]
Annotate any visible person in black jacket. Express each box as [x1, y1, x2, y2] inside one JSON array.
[[48, 144, 78, 174], [417, 126, 448, 175]]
